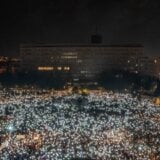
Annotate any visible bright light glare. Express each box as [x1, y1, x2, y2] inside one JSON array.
[[7, 125, 14, 132]]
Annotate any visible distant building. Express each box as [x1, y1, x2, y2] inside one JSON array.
[[140, 56, 160, 79], [20, 43, 144, 83], [9, 58, 21, 74], [0, 57, 8, 74], [0, 57, 20, 74]]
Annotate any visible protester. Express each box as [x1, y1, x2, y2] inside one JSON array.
[[0, 87, 160, 159]]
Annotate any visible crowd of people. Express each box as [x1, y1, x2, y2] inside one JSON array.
[[0, 87, 160, 159]]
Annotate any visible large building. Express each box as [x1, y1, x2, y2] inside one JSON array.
[[20, 43, 144, 83]]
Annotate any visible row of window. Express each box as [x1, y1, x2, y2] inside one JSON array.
[[37, 66, 70, 71]]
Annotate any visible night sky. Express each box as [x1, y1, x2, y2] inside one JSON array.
[[1, 0, 160, 56]]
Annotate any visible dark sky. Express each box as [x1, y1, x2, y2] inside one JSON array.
[[1, 0, 160, 56]]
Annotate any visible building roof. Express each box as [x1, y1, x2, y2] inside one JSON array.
[[20, 43, 144, 48]]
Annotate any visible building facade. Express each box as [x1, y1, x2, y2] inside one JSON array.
[[20, 44, 144, 82]]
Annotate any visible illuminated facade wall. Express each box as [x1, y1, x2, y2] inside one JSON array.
[[20, 44, 144, 81]]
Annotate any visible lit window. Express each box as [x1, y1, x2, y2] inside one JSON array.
[[80, 71, 88, 74], [38, 67, 54, 71], [57, 67, 62, 70], [77, 59, 82, 63], [64, 67, 70, 71], [61, 56, 77, 59], [62, 52, 78, 56]]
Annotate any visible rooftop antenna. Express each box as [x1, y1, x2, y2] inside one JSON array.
[[91, 25, 102, 44]]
